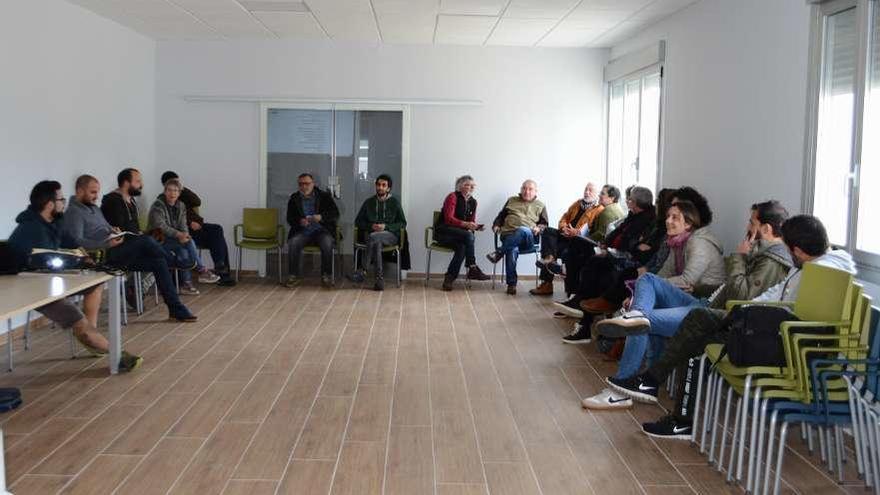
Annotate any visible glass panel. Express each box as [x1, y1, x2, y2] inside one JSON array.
[[638, 73, 661, 193], [621, 79, 641, 190], [813, 7, 858, 246], [857, 4, 880, 254], [266, 108, 333, 222], [607, 84, 625, 187]]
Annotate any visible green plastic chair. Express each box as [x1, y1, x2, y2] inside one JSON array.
[[353, 226, 406, 287], [300, 224, 343, 282], [234, 208, 284, 283], [424, 211, 457, 286]]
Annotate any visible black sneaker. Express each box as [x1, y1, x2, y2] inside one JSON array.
[[373, 276, 385, 291], [553, 298, 583, 318], [606, 375, 659, 404], [642, 415, 693, 440], [562, 323, 591, 344]]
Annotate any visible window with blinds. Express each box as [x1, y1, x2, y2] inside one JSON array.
[[807, 0, 880, 271]]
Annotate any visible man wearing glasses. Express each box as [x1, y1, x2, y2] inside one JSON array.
[[285, 173, 340, 288]]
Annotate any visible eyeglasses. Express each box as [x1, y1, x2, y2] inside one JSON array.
[[298, 182, 313, 186], [54, 197, 66, 203]]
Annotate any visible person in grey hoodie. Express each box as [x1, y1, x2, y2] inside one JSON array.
[[62, 175, 121, 251], [147, 178, 218, 293]]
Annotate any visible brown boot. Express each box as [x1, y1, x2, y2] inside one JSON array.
[[466, 265, 491, 281], [506, 285, 517, 295], [580, 297, 616, 314], [442, 274, 455, 291], [529, 281, 554, 296]]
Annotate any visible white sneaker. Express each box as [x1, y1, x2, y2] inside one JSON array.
[[595, 310, 650, 338], [581, 388, 632, 410], [198, 271, 221, 284]]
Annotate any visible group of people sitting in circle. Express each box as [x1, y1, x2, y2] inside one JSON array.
[[6, 170, 860, 442], [412, 176, 856, 439]]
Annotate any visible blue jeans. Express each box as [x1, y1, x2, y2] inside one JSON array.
[[161, 238, 204, 284], [499, 227, 537, 286], [614, 273, 706, 379]]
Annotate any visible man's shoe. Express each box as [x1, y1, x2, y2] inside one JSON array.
[[179, 283, 200, 296], [284, 275, 301, 288], [217, 275, 236, 287], [562, 323, 591, 344], [535, 260, 565, 277], [595, 310, 650, 338], [321, 275, 334, 288], [198, 271, 221, 284], [581, 388, 632, 410], [170, 305, 198, 322], [118, 351, 143, 373], [348, 271, 366, 283], [580, 297, 616, 314], [486, 251, 503, 264], [506, 285, 516, 295], [466, 265, 491, 281], [442, 274, 455, 291], [529, 281, 553, 296], [553, 299, 583, 319], [606, 375, 659, 404], [642, 415, 693, 440], [374, 276, 385, 291]]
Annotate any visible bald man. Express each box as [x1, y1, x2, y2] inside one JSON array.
[[486, 180, 548, 295]]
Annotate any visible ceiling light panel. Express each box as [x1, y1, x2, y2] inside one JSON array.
[[504, 0, 579, 20], [486, 17, 556, 46], [435, 14, 497, 45], [440, 0, 506, 17]]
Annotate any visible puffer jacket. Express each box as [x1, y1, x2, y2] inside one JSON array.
[[657, 226, 726, 291], [709, 240, 793, 309], [147, 196, 188, 239]]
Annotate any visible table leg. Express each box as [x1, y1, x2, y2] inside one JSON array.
[[0, 427, 12, 494], [108, 275, 121, 374]]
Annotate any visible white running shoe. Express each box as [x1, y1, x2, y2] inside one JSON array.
[[581, 388, 633, 410]]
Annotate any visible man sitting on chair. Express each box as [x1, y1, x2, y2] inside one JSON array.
[[285, 173, 339, 288], [434, 175, 491, 291], [353, 174, 407, 292], [8, 180, 142, 372], [485, 179, 548, 295]]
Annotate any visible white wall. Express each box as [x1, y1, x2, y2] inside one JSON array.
[[613, 0, 812, 250], [155, 41, 607, 274], [0, 0, 156, 239]]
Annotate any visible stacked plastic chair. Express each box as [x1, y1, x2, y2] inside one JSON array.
[[689, 263, 860, 494]]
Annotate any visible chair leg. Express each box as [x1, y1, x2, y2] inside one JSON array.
[[236, 246, 242, 282], [773, 422, 790, 495], [135, 272, 144, 315], [120, 276, 128, 326], [736, 375, 752, 482], [746, 386, 762, 489], [763, 409, 780, 495], [692, 354, 707, 445], [753, 398, 770, 495], [700, 369, 716, 453], [397, 249, 402, 288], [717, 385, 734, 471], [425, 249, 431, 286], [709, 375, 725, 464], [278, 247, 283, 284]]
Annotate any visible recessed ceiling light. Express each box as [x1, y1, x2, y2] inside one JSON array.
[[240, 1, 311, 13]]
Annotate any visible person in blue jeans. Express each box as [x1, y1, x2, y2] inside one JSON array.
[[485, 180, 548, 295], [581, 200, 725, 410]]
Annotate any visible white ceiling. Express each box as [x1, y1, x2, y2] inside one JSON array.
[[65, 0, 699, 47]]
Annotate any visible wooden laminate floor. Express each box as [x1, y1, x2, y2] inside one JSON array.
[[0, 278, 864, 494]]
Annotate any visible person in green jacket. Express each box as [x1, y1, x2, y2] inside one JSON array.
[[588, 184, 627, 242], [353, 174, 407, 291]]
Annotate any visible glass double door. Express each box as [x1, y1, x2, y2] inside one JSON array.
[[264, 106, 403, 267]]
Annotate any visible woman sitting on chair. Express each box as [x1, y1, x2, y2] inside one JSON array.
[[434, 175, 491, 291]]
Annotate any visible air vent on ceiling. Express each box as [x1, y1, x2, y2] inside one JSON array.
[[240, 1, 311, 13]]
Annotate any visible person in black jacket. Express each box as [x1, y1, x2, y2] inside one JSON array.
[[100, 168, 198, 322], [285, 173, 340, 288], [160, 171, 234, 286], [7, 180, 143, 372]]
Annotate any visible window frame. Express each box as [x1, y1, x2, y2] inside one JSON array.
[[803, 0, 879, 280], [603, 63, 665, 193]]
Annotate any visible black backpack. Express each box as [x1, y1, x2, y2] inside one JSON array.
[[718, 305, 800, 367]]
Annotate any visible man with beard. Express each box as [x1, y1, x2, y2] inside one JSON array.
[[530, 182, 604, 296], [7, 180, 143, 371], [100, 168, 198, 322], [353, 174, 407, 291]]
